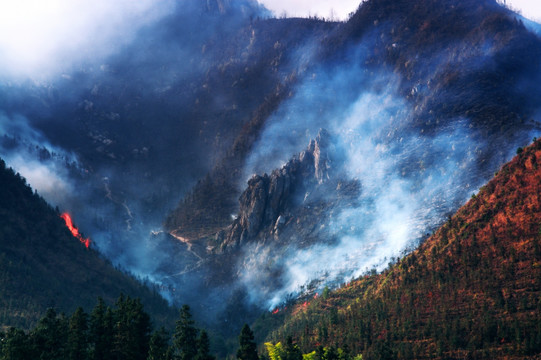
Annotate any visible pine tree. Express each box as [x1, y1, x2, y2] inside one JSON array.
[[196, 330, 215, 360], [112, 295, 152, 360], [284, 337, 302, 360], [148, 327, 171, 360], [29, 308, 68, 359], [237, 324, 259, 360], [90, 297, 113, 360], [1, 327, 31, 360], [173, 305, 199, 360], [265, 342, 285, 360], [67, 307, 89, 360]]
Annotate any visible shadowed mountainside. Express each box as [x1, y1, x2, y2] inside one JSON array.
[[0, 158, 176, 331], [167, 0, 541, 248]]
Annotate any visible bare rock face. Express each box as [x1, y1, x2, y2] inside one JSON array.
[[238, 174, 269, 239], [221, 129, 352, 251], [311, 128, 332, 184]]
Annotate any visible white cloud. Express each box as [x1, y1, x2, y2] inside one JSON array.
[[259, 0, 541, 24], [0, 0, 173, 79], [9, 155, 74, 205], [257, 0, 360, 20], [505, 0, 541, 22]]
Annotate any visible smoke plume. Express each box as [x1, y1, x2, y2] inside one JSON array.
[[237, 27, 540, 309]]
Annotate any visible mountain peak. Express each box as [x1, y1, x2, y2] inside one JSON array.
[[220, 128, 350, 251]]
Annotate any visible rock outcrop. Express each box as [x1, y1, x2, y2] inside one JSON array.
[[220, 129, 357, 251]]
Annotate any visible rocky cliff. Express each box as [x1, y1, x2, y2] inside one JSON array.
[[219, 129, 360, 251]]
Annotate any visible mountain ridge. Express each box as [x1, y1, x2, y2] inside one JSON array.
[[166, 0, 541, 243], [258, 138, 541, 359]]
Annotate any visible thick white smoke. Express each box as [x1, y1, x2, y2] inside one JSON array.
[[258, 0, 359, 19], [0, 112, 79, 206], [239, 65, 487, 309], [0, 0, 174, 79]]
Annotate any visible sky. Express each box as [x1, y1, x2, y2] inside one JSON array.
[[506, 0, 541, 22], [0, 0, 539, 78], [0, 0, 173, 78], [259, 0, 541, 21], [257, 0, 360, 20]]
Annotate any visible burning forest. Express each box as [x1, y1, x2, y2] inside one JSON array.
[[0, 0, 541, 358], [60, 213, 91, 249]]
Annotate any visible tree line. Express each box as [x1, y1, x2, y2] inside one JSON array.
[[0, 295, 260, 360]]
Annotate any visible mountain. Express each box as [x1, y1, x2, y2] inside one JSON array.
[[162, 0, 541, 323], [168, 0, 541, 238], [0, 158, 176, 331], [1, 0, 541, 341], [258, 138, 541, 359]]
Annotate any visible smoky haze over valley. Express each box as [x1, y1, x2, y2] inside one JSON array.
[[1, 0, 541, 331]]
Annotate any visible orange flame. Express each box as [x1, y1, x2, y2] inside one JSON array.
[[60, 213, 90, 248], [272, 308, 279, 314]]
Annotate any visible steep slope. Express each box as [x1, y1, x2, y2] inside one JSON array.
[[160, 0, 541, 324], [218, 129, 358, 251], [0, 158, 176, 331], [163, 17, 338, 236], [168, 0, 541, 241], [260, 138, 541, 359]]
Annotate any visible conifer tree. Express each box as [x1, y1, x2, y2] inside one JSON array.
[[111, 295, 151, 360], [284, 337, 302, 360], [196, 330, 215, 360], [148, 327, 171, 360], [67, 307, 89, 360], [1, 327, 31, 360], [173, 305, 199, 360], [237, 324, 259, 360], [90, 297, 113, 360], [30, 308, 68, 359]]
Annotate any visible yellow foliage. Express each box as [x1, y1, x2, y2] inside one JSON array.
[[265, 342, 284, 360], [302, 351, 316, 360]]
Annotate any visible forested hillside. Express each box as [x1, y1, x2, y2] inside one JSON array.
[[259, 138, 541, 359], [0, 158, 176, 330]]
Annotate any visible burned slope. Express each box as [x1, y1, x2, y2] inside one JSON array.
[[261, 138, 541, 359], [0, 158, 176, 330], [163, 17, 339, 236], [167, 0, 541, 241]]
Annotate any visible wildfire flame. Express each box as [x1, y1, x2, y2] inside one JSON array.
[[60, 213, 91, 248], [272, 308, 279, 314]]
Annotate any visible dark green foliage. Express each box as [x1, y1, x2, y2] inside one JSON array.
[[90, 298, 113, 360], [173, 305, 199, 360], [284, 337, 302, 360], [0, 298, 217, 360], [237, 324, 258, 360], [1, 328, 31, 360], [196, 331, 215, 360], [30, 308, 68, 359], [0, 158, 176, 330], [148, 328, 172, 360], [112, 295, 152, 360], [67, 307, 88, 360]]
